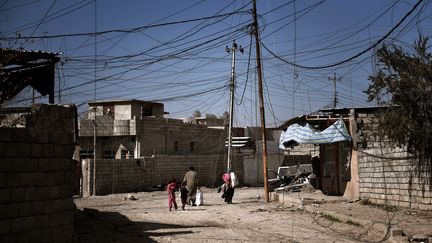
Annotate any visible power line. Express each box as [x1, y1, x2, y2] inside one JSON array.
[[260, 0, 425, 70], [3, 0, 93, 36], [0, 10, 249, 40], [0, 0, 43, 13], [27, 0, 57, 40]]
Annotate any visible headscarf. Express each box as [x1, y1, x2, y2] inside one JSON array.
[[222, 172, 231, 183]]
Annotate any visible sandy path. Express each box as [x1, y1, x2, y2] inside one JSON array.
[[74, 187, 381, 242]]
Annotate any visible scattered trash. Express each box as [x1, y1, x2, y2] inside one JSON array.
[[253, 208, 271, 213], [123, 194, 138, 201], [272, 166, 316, 193], [348, 198, 361, 203], [410, 234, 427, 242]]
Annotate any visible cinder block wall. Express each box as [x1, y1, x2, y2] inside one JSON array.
[[79, 116, 226, 157], [136, 117, 226, 156], [82, 154, 244, 196], [356, 111, 432, 210], [0, 104, 76, 242]]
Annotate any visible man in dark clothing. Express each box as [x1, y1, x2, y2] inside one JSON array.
[[183, 166, 199, 206]]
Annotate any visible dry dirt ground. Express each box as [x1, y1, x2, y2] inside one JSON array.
[[277, 189, 432, 242], [71, 187, 403, 243]]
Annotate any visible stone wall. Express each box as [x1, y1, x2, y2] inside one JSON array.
[[355, 111, 432, 210], [82, 154, 243, 196], [0, 104, 77, 242]]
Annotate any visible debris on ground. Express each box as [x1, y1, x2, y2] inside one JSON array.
[[79, 208, 99, 218], [252, 208, 270, 213], [274, 173, 315, 193], [410, 234, 428, 242], [123, 194, 138, 201]]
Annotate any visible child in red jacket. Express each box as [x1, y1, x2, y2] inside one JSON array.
[[167, 179, 178, 211]]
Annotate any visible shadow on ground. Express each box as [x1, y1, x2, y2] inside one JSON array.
[[74, 208, 204, 242]]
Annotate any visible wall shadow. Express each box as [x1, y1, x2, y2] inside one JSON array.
[[74, 208, 207, 242]]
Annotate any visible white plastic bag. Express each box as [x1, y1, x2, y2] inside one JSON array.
[[195, 189, 203, 206], [230, 172, 239, 187]]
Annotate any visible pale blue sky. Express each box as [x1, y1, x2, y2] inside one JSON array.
[[1, 0, 431, 127]]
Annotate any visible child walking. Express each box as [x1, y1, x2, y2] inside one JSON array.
[[167, 179, 178, 211], [180, 181, 188, 210]]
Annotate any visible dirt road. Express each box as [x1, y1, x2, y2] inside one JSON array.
[[74, 187, 382, 242]]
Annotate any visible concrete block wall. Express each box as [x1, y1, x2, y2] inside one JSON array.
[[356, 111, 432, 210], [137, 117, 226, 156], [79, 117, 117, 137], [82, 154, 244, 196], [0, 104, 76, 242], [79, 116, 226, 157]]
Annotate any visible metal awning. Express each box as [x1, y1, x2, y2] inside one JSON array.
[[1, 49, 60, 104]]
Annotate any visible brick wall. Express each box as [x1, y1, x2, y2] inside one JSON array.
[[355, 111, 432, 210], [82, 154, 244, 196], [0, 104, 76, 242]]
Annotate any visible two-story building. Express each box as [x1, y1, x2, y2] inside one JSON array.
[[78, 99, 227, 159]]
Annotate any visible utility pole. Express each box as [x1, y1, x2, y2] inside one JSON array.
[[93, 110, 97, 196], [226, 41, 243, 173], [93, 0, 97, 196], [252, 0, 269, 202], [328, 73, 341, 109]]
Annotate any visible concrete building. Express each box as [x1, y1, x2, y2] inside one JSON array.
[[78, 99, 227, 159]]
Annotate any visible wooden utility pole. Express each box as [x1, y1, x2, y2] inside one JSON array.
[[252, 0, 269, 202], [328, 73, 341, 108]]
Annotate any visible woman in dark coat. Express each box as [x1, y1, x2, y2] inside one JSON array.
[[218, 173, 234, 204]]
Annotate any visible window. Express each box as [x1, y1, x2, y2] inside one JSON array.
[[141, 105, 153, 117], [121, 150, 127, 159], [104, 150, 115, 159], [190, 141, 194, 152], [103, 105, 114, 117], [80, 150, 94, 159], [174, 141, 179, 151]]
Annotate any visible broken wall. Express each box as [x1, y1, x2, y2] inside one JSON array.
[[0, 104, 76, 242], [82, 154, 244, 196]]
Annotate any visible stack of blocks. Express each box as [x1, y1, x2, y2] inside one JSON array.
[[0, 104, 76, 242]]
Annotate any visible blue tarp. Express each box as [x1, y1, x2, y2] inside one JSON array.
[[279, 119, 351, 149]]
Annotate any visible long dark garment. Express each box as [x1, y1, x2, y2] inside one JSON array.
[[222, 183, 235, 204]]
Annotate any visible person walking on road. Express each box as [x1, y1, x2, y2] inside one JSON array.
[[218, 172, 234, 204], [183, 166, 199, 206], [180, 181, 188, 210], [166, 179, 178, 211]]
